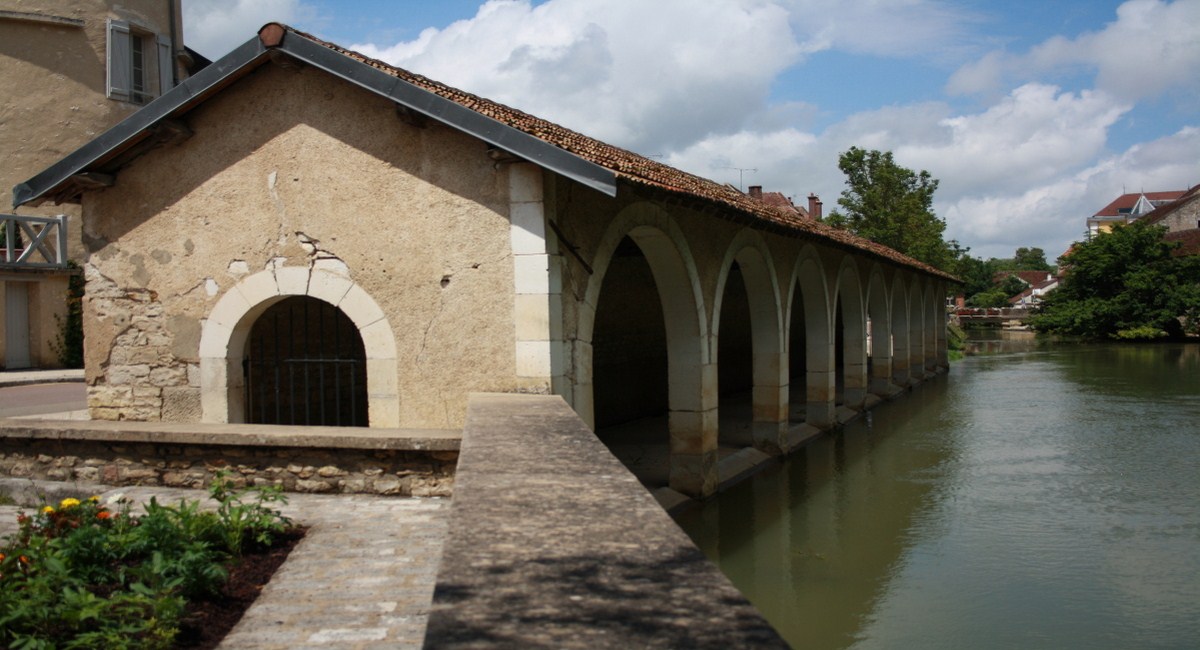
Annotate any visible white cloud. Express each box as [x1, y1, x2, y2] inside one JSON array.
[[182, 0, 322, 60], [941, 126, 1200, 259], [349, 0, 800, 153], [948, 0, 1200, 103], [782, 0, 982, 60], [902, 84, 1131, 199]]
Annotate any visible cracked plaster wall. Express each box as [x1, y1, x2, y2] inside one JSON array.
[[79, 63, 517, 428]]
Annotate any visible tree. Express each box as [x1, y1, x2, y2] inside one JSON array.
[[1012, 247, 1052, 271], [1031, 222, 1200, 339], [825, 147, 952, 269]]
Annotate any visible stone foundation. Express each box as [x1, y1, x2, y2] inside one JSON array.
[[0, 439, 455, 496]]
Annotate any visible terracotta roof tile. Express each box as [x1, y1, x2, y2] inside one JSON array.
[[287, 27, 953, 281], [1139, 184, 1200, 225], [1093, 190, 1187, 217]]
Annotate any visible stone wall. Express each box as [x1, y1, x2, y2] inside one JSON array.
[[79, 63, 517, 428], [0, 439, 455, 497]]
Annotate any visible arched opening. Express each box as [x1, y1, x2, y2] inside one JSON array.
[[835, 295, 845, 404], [592, 236, 671, 486], [867, 271, 892, 395], [890, 277, 910, 387], [908, 283, 925, 379], [244, 296, 368, 427], [787, 285, 807, 425], [717, 261, 755, 447], [788, 253, 833, 429]]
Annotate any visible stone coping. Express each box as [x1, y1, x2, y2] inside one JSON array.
[[422, 393, 787, 649], [0, 418, 461, 452]]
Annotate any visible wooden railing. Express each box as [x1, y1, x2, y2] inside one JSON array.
[[0, 214, 68, 268]]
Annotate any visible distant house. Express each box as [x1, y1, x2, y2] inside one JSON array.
[[746, 186, 820, 220], [1007, 273, 1059, 308], [1, 0, 192, 369], [1088, 190, 1188, 238], [1137, 184, 1200, 256]]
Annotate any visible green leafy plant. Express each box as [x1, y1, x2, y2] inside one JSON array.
[[50, 261, 85, 368], [1, 478, 295, 649]]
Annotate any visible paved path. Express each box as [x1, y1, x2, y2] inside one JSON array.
[[1, 485, 450, 649]]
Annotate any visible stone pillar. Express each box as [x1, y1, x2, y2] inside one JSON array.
[[751, 350, 788, 454], [842, 332, 868, 409], [509, 163, 565, 395], [669, 359, 719, 498], [868, 317, 894, 394]]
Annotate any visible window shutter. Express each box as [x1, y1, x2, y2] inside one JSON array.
[[156, 33, 173, 97], [107, 19, 132, 102]]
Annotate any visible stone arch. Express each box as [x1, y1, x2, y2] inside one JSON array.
[[712, 228, 786, 452], [199, 267, 399, 427], [835, 257, 867, 408], [866, 265, 892, 395], [890, 275, 911, 386], [578, 202, 713, 496], [785, 245, 834, 428]]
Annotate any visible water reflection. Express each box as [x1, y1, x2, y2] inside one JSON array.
[[678, 338, 1200, 649], [677, 379, 954, 647]]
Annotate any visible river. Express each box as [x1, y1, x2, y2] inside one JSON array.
[[677, 333, 1200, 649]]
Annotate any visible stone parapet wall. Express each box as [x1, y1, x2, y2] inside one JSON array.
[[0, 441, 455, 497], [0, 420, 459, 497]]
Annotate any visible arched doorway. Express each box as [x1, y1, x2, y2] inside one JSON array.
[[244, 296, 368, 427]]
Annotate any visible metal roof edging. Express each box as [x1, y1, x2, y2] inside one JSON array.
[[276, 34, 617, 198], [12, 37, 270, 208]]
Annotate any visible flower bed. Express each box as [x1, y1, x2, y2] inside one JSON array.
[[0, 473, 300, 649]]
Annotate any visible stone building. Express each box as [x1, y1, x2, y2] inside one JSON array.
[[14, 24, 953, 497], [1088, 189, 1188, 238], [1, 0, 190, 368], [1138, 184, 1200, 256]]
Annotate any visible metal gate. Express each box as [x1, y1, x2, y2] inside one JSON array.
[[244, 296, 368, 427]]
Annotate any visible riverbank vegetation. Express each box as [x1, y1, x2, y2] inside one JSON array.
[[0, 474, 297, 649], [1030, 222, 1200, 340]]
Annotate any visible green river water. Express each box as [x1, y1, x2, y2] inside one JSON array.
[[677, 333, 1200, 649]]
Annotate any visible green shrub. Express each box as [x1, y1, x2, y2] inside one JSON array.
[[0, 477, 293, 648]]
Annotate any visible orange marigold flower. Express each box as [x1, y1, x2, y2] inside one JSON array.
[[96, 511, 112, 520], [18, 555, 29, 564], [0, 553, 5, 562]]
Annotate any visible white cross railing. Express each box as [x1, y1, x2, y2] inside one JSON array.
[[1, 214, 69, 268]]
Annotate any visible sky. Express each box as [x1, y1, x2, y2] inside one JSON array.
[[182, 0, 1200, 260]]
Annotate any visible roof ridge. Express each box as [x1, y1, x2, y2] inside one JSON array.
[[281, 26, 951, 280]]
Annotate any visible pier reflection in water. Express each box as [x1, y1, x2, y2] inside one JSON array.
[[677, 337, 1200, 649]]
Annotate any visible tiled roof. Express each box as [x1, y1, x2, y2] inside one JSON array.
[[289, 27, 951, 280], [992, 270, 1056, 287], [1093, 190, 1187, 217], [1139, 184, 1200, 226], [1165, 229, 1200, 257], [761, 191, 810, 219]]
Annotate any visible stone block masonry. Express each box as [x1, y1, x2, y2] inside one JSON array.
[[0, 419, 459, 497]]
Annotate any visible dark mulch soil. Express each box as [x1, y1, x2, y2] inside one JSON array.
[[173, 527, 307, 650]]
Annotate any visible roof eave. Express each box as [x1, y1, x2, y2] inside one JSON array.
[[13, 36, 271, 209], [274, 34, 616, 197]]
